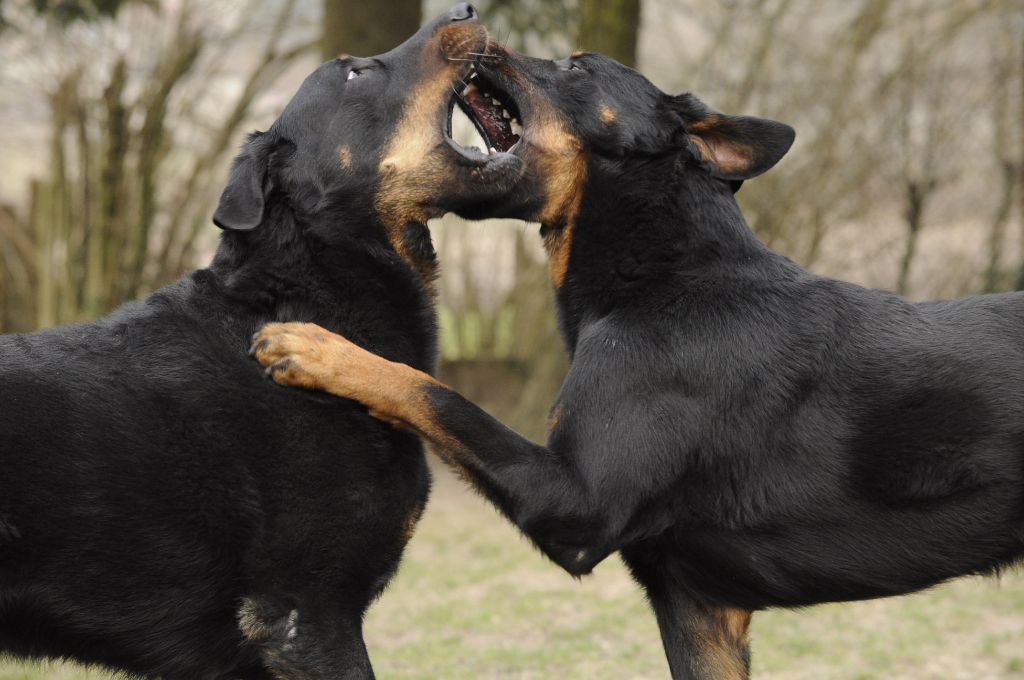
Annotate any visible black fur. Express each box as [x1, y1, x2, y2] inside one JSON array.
[[319, 49, 1024, 678], [0, 6, 497, 678]]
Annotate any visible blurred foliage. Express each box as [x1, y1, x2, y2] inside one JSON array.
[[28, 0, 136, 23], [468, 0, 576, 56], [0, 0, 316, 332]]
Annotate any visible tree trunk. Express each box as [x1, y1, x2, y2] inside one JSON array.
[[984, 160, 1017, 292], [897, 179, 932, 296], [1017, 18, 1024, 290], [322, 0, 421, 62], [577, 0, 640, 67]]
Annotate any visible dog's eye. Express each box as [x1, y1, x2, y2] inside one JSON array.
[[347, 69, 363, 81]]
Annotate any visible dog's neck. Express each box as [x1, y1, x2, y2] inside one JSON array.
[[208, 199, 438, 370], [553, 157, 798, 354]]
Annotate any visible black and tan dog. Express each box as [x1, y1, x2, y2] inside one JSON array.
[[253, 44, 1024, 679], [0, 6, 534, 679]]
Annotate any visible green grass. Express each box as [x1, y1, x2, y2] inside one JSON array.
[[3, 465, 1023, 678]]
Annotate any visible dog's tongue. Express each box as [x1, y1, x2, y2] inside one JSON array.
[[465, 90, 517, 151]]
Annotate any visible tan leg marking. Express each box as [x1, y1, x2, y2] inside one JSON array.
[[251, 324, 507, 506], [251, 323, 460, 452], [692, 606, 752, 680], [400, 500, 426, 546]]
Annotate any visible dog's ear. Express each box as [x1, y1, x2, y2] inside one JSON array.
[[213, 132, 272, 231], [669, 93, 795, 181]]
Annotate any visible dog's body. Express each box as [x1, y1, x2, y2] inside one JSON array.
[[253, 43, 1024, 679], [0, 262, 432, 679], [609, 270, 1024, 612], [0, 5, 525, 677]]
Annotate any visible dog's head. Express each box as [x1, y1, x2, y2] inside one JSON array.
[[213, 4, 526, 281], [462, 46, 795, 285]]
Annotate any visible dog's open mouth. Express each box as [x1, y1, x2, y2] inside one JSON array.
[[446, 67, 523, 160]]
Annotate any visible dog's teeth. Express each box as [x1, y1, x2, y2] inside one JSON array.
[[491, 97, 501, 106], [489, 147, 497, 155], [463, 82, 478, 96], [502, 109, 511, 119], [510, 120, 523, 136]]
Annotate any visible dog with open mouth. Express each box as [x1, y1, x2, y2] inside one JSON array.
[[254, 39, 1024, 680], [0, 5, 535, 679]]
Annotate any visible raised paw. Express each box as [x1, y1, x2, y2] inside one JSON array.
[[249, 322, 351, 392]]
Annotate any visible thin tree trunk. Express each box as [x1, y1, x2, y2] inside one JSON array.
[[897, 180, 930, 295], [124, 28, 202, 300], [96, 58, 128, 314], [322, 0, 420, 61], [73, 87, 93, 315], [984, 39, 1017, 293], [1017, 17, 1024, 290], [577, 0, 641, 67], [984, 160, 1017, 292], [31, 179, 55, 329]]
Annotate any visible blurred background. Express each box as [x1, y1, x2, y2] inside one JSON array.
[[0, 0, 1022, 678]]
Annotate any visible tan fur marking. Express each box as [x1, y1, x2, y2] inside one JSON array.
[[373, 22, 488, 298], [237, 599, 272, 643], [547, 402, 562, 432], [687, 115, 754, 176], [599, 105, 617, 124], [338, 145, 352, 169], [541, 153, 586, 289], [373, 64, 451, 296], [689, 133, 753, 175], [685, 114, 723, 133], [401, 501, 426, 546], [692, 606, 752, 680], [492, 64, 586, 289], [521, 105, 586, 289]]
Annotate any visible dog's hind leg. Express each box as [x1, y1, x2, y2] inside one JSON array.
[[651, 593, 751, 680], [238, 596, 374, 680], [625, 558, 751, 680]]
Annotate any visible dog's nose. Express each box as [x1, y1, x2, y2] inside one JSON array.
[[448, 3, 476, 21]]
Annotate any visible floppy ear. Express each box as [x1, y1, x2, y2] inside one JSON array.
[[670, 93, 795, 181], [213, 133, 271, 231]]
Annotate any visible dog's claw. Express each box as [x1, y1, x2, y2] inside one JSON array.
[[266, 359, 291, 378], [250, 339, 269, 357]]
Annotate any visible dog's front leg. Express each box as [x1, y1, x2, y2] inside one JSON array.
[[250, 322, 619, 576]]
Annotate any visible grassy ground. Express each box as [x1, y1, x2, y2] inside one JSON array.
[[3, 464, 1023, 680]]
